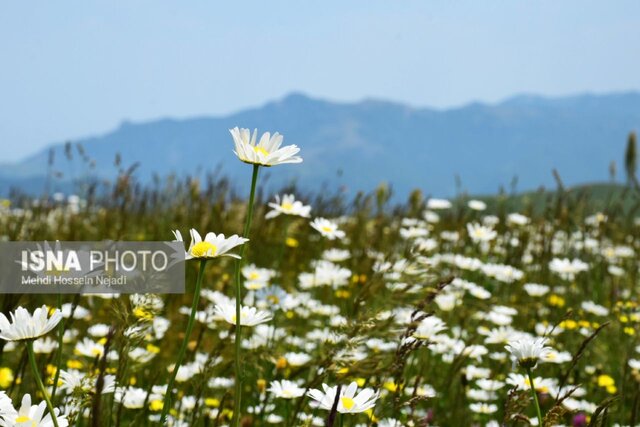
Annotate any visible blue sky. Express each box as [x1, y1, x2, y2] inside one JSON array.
[[1, 1, 639, 161]]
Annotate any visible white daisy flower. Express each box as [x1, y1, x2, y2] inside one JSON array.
[[469, 402, 498, 414], [581, 301, 609, 316], [0, 391, 17, 426], [283, 352, 312, 367], [426, 198, 452, 210], [12, 393, 68, 427], [214, 302, 272, 327], [230, 127, 302, 167], [59, 369, 116, 394], [241, 264, 276, 283], [310, 218, 346, 240], [523, 283, 550, 297], [466, 223, 497, 242], [507, 213, 530, 225], [322, 249, 351, 262], [265, 194, 311, 219], [172, 229, 248, 260], [114, 387, 148, 409], [307, 382, 379, 414], [74, 338, 105, 359], [267, 380, 306, 399], [413, 316, 447, 341], [32, 337, 58, 354], [87, 324, 111, 338], [548, 258, 588, 280], [506, 373, 556, 393], [505, 337, 551, 369], [468, 200, 487, 211], [0, 306, 62, 342]]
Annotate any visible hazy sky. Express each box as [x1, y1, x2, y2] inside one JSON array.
[[1, 1, 639, 161]]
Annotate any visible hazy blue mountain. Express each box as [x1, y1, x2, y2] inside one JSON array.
[[1, 91, 639, 198]]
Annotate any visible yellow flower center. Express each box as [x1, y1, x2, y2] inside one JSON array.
[[248, 272, 260, 280], [191, 242, 218, 258], [281, 202, 294, 212], [15, 415, 32, 424], [133, 307, 153, 320], [321, 226, 333, 233], [598, 375, 615, 387], [253, 146, 270, 156], [282, 389, 294, 398], [268, 295, 280, 305], [341, 396, 355, 410]]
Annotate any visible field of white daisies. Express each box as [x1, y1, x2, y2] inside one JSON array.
[[0, 127, 639, 427]]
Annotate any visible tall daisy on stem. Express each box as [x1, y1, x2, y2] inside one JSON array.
[[505, 337, 550, 426], [160, 229, 247, 423], [229, 127, 302, 427], [0, 305, 63, 427]]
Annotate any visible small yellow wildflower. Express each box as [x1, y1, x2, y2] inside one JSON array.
[[335, 290, 351, 299], [149, 400, 163, 411], [548, 294, 565, 308], [597, 374, 615, 394], [205, 398, 220, 407], [559, 320, 577, 330], [146, 344, 160, 354], [0, 367, 14, 388], [337, 367, 349, 375], [67, 360, 83, 369], [275, 357, 287, 369], [365, 408, 378, 422], [383, 382, 400, 393]]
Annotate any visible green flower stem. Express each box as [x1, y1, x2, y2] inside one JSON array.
[[232, 164, 260, 427], [160, 259, 207, 424], [27, 340, 60, 427], [284, 399, 290, 426], [526, 367, 544, 427], [50, 293, 64, 402]]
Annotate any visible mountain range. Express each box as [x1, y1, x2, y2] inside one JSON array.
[[2, 91, 639, 198]]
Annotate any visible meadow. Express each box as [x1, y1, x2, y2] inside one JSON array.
[[0, 128, 639, 427]]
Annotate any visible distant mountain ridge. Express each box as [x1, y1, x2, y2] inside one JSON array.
[[1, 91, 639, 198]]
